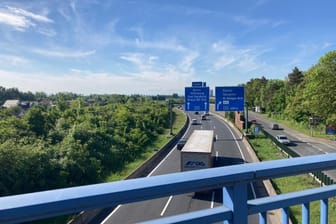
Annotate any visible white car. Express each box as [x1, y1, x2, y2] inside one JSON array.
[[191, 119, 198, 125], [276, 135, 290, 145]]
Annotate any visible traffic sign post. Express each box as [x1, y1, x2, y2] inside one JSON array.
[[184, 87, 209, 111], [215, 86, 245, 111], [192, 81, 203, 87]]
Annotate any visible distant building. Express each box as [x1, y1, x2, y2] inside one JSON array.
[[39, 99, 54, 107], [254, 106, 261, 113], [2, 99, 20, 109]]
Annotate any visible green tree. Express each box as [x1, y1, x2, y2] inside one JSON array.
[[287, 67, 304, 88], [303, 51, 336, 124], [24, 106, 49, 137], [244, 77, 268, 109]]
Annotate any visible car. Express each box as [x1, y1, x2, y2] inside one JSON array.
[[250, 119, 257, 124], [201, 114, 206, 120], [194, 111, 199, 115], [276, 135, 290, 145], [191, 118, 198, 125], [270, 123, 280, 130], [176, 139, 187, 150]]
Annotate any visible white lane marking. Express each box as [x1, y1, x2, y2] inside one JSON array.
[[103, 148, 176, 222], [148, 146, 177, 176], [250, 182, 257, 198], [103, 114, 194, 222], [160, 196, 173, 216], [101, 205, 122, 224], [306, 142, 327, 154], [216, 151, 219, 161], [149, 114, 193, 176], [221, 118, 259, 198], [222, 122, 245, 160], [211, 191, 216, 208]]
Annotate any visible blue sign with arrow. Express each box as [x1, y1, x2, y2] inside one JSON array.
[[185, 87, 209, 111], [215, 86, 245, 111]]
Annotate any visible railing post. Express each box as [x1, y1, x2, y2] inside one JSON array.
[[281, 207, 289, 224], [320, 198, 328, 224], [223, 183, 248, 224], [302, 203, 309, 224]]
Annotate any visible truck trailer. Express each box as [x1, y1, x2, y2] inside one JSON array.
[[180, 130, 215, 172]]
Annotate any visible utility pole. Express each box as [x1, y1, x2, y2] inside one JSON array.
[[169, 100, 173, 135], [166, 99, 173, 136]]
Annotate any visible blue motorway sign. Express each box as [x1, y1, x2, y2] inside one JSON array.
[[325, 125, 336, 135], [192, 81, 203, 87], [185, 87, 209, 111], [215, 86, 245, 111]]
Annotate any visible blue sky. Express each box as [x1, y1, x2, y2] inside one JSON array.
[[0, 0, 335, 95]]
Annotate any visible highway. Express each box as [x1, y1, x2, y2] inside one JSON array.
[[249, 111, 336, 181], [100, 112, 268, 224]]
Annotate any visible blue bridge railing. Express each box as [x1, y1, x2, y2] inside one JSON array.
[[1, 153, 336, 224]]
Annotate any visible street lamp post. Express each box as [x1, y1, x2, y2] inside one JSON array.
[[169, 100, 173, 135], [166, 99, 173, 136]]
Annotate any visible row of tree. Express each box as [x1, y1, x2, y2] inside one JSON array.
[[244, 50, 336, 126], [0, 94, 172, 196]]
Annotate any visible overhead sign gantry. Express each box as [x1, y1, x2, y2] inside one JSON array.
[[215, 86, 244, 111], [184, 86, 209, 111]]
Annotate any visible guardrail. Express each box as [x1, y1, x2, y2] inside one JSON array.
[[261, 129, 334, 186], [1, 153, 336, 224]]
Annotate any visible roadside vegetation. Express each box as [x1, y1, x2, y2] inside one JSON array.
[[106, 107, 186, 182], [248, 132, 336, 223], [244, 50, 336, 140], [0, 91, 186, 198]]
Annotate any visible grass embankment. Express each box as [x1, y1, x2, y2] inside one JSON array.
[[248, 133, 336, 223], [106, 108, 187, 182], [259, 113, 334, 141]]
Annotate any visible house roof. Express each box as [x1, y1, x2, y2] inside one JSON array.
[[2, 100, 20, 108]]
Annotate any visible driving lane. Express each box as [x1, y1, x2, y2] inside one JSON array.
[[101, 112, 261, 224], [248, 111, 336, 181]]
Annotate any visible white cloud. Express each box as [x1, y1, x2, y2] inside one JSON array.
[[233, 16, 269, 28], [120, 53, 161, 71], [37, 27, 56, 37], [0, 10, 34, 31], [7, 6, 53, 23], [210, 41, 265, 73], [179, 51, 199, 73], [233, 15, 287, 30], [122, 37, 188, 53], [0, 68, 191, 95], [32, 48, 96, 58], [0, 54, 30, 65], [0, 6, 53, 31]]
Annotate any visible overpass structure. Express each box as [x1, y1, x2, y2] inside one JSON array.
[[1, 153, 336, 224]]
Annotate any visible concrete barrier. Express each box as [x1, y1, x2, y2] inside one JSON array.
[[69, 113, 190, 224]]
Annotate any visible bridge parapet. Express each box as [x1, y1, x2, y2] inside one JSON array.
[[1, 153, 336, 224]]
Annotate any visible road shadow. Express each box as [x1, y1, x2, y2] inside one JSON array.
[[287, 141, 299, 146], [191, 157, 246, 203], [213, 156, 245, 167], [192, 188, 222, 203]]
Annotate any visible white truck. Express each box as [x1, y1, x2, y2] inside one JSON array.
[[180, 130, 215, 172]]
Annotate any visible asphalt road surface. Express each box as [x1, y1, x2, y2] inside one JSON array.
[[100, 112, 273, 224], [249, 111, 336, 181]]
